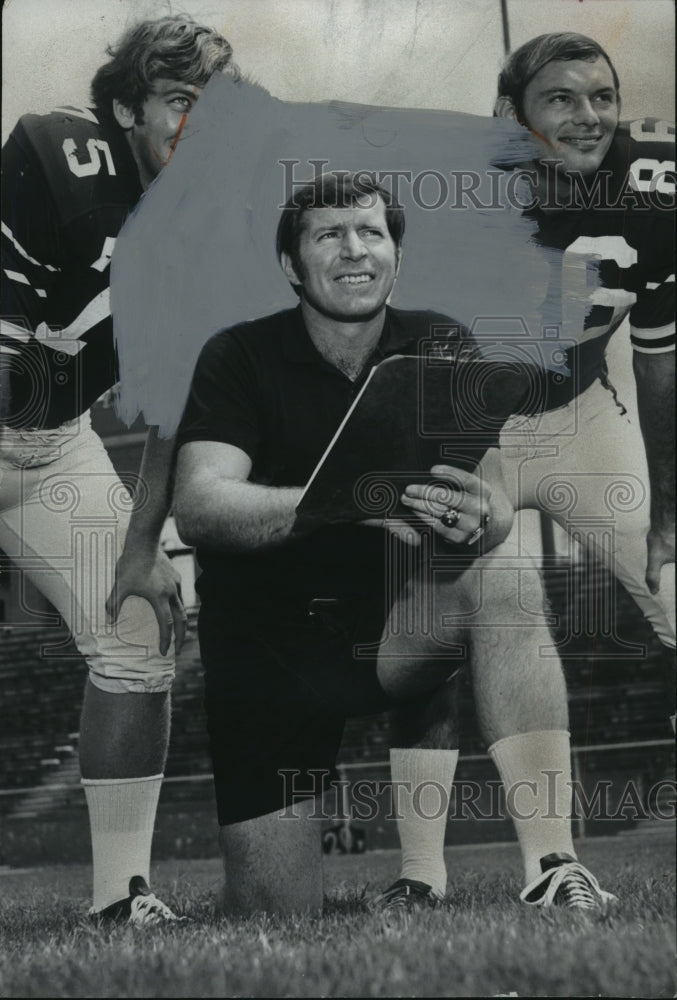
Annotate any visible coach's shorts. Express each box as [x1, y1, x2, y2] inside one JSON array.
[[199, 594, 394, 826]]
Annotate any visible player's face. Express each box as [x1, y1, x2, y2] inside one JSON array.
[[285, 197, 400, 323], [520, 57, 619, 176], [126, 79, 201, 186]]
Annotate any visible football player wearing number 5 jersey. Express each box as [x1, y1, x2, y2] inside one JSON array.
[[383, 33, 674, 913], [1, 16, 238, 923]]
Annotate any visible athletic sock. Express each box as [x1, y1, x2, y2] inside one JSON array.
[[390, 747, 459, 898], [82, 774, 162, 912], [488, 730, 576, 885]]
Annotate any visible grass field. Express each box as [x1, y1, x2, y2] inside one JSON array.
[[0, 828, 674, 998]]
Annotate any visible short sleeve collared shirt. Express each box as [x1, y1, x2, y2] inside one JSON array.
[[177, 304, 461, 613]]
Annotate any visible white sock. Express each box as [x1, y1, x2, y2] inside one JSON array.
[[83, 774, 162, 912], [489, 730, 576, 885], [390, 747, 459, 898]]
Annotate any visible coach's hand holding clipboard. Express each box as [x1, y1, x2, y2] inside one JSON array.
[[296, 352, 535, 552]]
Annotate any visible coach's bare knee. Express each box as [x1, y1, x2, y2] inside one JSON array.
[[377, 566, 477, 698], [463, 544, 568, 742], [218, 798, 324, 916]]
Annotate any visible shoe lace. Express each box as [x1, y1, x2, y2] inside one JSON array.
[[521, 861, 616, 909], [539, 863, 608, 909], [551, 865, 600, 908]]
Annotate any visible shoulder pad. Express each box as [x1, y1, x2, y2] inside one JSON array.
[[12, 109, 138, 226]]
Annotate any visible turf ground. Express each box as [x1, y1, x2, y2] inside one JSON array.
[[0, 827, 674, 998]]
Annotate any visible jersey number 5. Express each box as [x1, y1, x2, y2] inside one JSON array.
[[62, 138, 117, 178]]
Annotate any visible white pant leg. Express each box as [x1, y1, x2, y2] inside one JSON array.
[[0, 414, 175, 691], [499, 380, 675, 648]]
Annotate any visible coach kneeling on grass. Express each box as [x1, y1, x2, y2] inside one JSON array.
[[172, 173, 593, 916]]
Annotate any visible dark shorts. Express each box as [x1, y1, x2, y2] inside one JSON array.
[[199, 594, 394, 825]]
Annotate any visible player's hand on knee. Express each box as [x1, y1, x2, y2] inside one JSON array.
[[105, 548, 187, 655], [645, 525, 676, 595], [400, 464, 506, 549]]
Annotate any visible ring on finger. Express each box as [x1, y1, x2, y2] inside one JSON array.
[[467, 513, 490, 545], [440, 507, 461, 529]]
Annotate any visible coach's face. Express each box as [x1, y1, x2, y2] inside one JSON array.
[[282, 197, 400, 323], [511, 57, 620, 177], [114, 78, 201, 188]]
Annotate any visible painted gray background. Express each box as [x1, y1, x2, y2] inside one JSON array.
[[111, 81, 584, 433]]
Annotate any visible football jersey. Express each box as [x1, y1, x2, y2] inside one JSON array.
[[527, 118, 675, 409], [1, 106, 143, 428]]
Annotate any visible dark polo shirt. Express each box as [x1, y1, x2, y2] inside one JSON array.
[[177, 304, 459, 619]]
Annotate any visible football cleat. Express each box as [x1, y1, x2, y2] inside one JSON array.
[[372, 877, 442, 911], [520, 853, 616, 910], [90, 875, 186, 926]]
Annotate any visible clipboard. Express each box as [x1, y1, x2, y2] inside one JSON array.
[[296, 353, 533, 523]]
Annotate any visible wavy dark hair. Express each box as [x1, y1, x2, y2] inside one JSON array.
[[276, 172, 405, 288], [497, 32, 620, 119], [91, 15, 239, 120]]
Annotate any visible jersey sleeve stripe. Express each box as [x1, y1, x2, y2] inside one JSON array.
[[3, 267, 48, 299], [1, 319, 32, 342], [646, 274, 675, 290], [630, 321, 676, 342], [50, 287, 111, 343], [631, 341, 675, 354], [34, 322, 85, 356], [630, 319, 675, 353], [0, 321, 30, 355], [3, 269, 31, 285], [52, 106, 101, 124], [0, 318, 28, 356], [1, 221, 60, 272]]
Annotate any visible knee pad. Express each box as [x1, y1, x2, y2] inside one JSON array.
[[83, 595, 176, 694], [87, 658, 175, 694]]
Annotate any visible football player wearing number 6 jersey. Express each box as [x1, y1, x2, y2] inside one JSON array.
[[1, 16, 238, 924], [382, 32, 674, 913], [492, 36, 675, 648]]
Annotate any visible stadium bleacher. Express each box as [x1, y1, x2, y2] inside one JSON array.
[[0, 563, 672, 843]]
